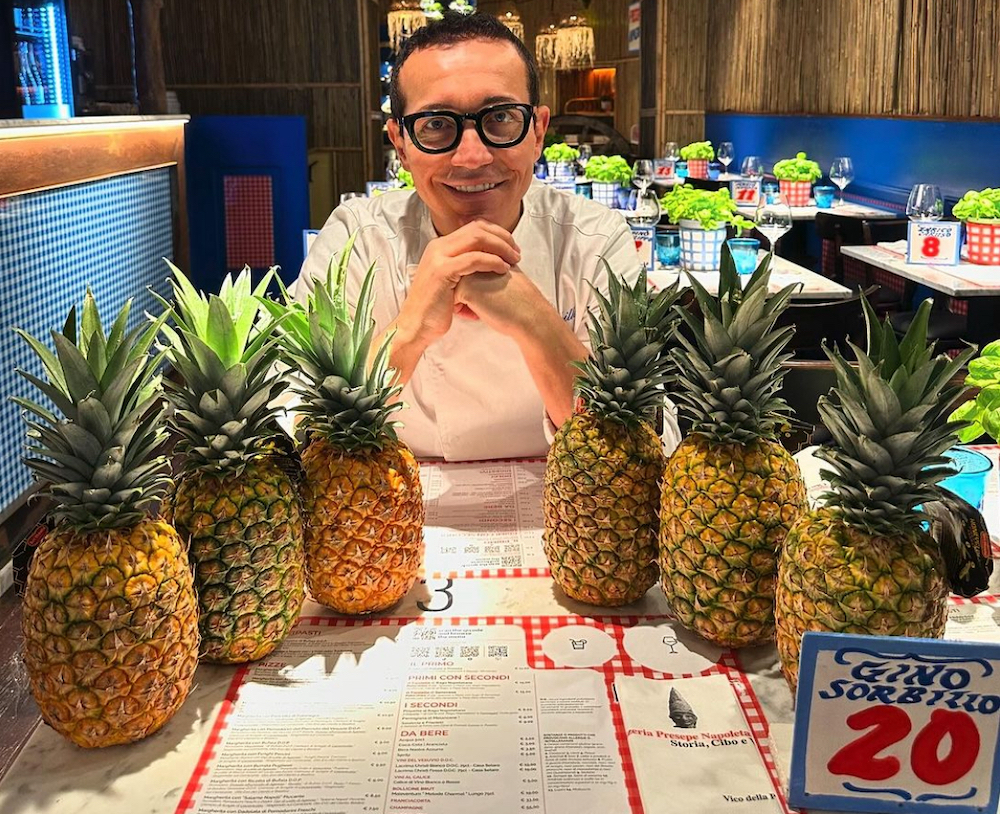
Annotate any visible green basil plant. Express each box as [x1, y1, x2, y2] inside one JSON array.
[[772, 151, 822, 182], [679, 141, 714, 160], [950, 339, 1000, 442], [953, 188, 1000, 222], [543, 143, 580, 163], [584, 155, 633, 185], [659, 184, 755, 233]]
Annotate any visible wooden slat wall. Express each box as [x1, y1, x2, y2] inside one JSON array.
[[66, 0, 377, 208], [704, 0, 1000, 119], [654, 0, 708, 149]]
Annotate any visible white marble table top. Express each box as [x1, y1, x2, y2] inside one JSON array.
[[842, 242, 1000, 297], [650, 253, 853, 300], [737, 200, 898, 221]]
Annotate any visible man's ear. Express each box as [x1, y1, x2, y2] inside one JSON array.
[[387, 119, 410, 169], [533, 105, 551, 159]]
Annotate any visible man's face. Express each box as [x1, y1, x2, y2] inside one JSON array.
[[387, 39, 550, 235]]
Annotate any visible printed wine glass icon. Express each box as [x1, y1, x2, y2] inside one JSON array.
[[717, 141, 735, 174], [829, 156, 855, 206], [661, 634, 679, 654]]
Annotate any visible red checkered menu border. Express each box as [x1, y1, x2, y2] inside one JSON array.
[[177, 615, 793, 814], [224, 175, 275, 270]]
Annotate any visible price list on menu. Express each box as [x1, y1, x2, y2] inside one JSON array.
[[420, 461, 548, 574], [182, 623, 628, 814]]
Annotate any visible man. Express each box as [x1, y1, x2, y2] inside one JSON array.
[[295, 12, 673, 461]]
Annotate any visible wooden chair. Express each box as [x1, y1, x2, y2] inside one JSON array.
[[774, 284, 879, 360]]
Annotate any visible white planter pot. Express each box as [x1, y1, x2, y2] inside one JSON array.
[[679, 220, 727, 271], [592, 181, 620, 208], [549, 160, 576, 181]]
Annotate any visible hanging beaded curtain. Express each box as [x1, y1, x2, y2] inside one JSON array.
[[555, 15, 594, 71], [498, 10, 525, 41], [388, 0, 427, 51], [535, 24, 558, 69]]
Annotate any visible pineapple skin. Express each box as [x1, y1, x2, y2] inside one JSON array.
[[21, 520, 200, 748], [775, 507, 949, 690], [660, 435, 807, 647], [167, 458, 306, 664], [544, 413, 663, 607], [301, 438, 424, 614]]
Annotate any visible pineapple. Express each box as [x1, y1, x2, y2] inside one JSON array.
[[261, 235, 424, 614], [156, 265, 305, 663], [14, 292, 199, 748], [775, 298, 974, 689], [543, 266, 680, 606], [659, 250, 807, 647]]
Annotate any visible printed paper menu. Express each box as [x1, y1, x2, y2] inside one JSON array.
[[180, 621, 627, 814], [420, 461, 548, 576], [179, 617, 790, 814]]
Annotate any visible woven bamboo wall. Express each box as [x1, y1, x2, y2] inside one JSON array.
[[705, 0, 1000, 119], [653, 0, 708, 149], [66, 0, 380, 213]]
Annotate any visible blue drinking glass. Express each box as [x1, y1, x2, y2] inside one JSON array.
[[814, 185, 836, 209], [656, 229, 681, 267], [727, 238, 760, 275], [675, 160, 689, 179], [763, 182, 779, 204], [938, 447, 993, 512]]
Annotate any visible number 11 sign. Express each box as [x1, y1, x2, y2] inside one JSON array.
[[789, 632, 1000, 814]]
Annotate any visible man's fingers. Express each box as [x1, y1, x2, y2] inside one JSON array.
[[442, 222, 520, 265], [450, 252, 511, 278]]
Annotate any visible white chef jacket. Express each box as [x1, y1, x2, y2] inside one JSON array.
[[294, 180, 680, 461]]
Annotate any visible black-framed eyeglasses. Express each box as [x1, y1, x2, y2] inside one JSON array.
[[397, 103, 535, 154]]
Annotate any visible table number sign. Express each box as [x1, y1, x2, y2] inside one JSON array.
[[789, 632, 1000, 814], [730, 179, 761, 206], [631, 224, 656, 270], [907, 221, 962, 266], [654, 158, 675, 180]]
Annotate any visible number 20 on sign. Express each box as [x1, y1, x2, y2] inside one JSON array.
[[789, 632, 1000, 814]]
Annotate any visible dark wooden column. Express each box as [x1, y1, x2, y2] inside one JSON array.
[[129, 0, 166, 114]]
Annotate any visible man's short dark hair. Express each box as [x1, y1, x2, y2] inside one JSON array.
[[389, 11, 540, 120]]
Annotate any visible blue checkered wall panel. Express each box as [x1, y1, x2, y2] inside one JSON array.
[[0, 169, 175, 514]]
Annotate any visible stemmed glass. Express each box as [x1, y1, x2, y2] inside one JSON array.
[[741, 155, 763, 179], [624, 188, 661, 227], [663, 141, 679, 160], [632, 159, 655, 194], [906, 184, 944, 221], [829, 157, 855, 206], [717, 142, 734, 176], [755, 192, 793, 253], [577, 143, 592, 171]]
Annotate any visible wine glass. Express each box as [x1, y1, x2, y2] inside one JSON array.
[[340, 192, 365, 204], [906, 184, 944, 221], [577, 143, 592, 170], [829, 157, 855, 206], [663, 141, 679, 160], [755, 192, 793, 253], [741, 155, 763, 179], [632, 160, 655, 194], [624, 188, 661, 227], [717, 142, 734, 175]]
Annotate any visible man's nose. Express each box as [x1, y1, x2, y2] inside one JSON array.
[[451, 123, 493, 168]]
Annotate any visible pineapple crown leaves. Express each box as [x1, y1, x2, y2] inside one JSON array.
[[153, 263, 289, 472], [671, 248, 799, 443], [574, 261, 682, 426], [258, 232, 403, 450], [12, 290, 173, 532], [815, 296, 976, 535]]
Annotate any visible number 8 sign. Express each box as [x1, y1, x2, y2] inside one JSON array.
[[789, 632, 1000, 814]]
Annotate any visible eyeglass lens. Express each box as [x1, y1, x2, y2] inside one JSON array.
[[412, 106, 529, 151]]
